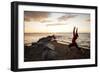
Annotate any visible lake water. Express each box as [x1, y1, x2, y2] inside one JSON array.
[[24, 33, 90, 49]]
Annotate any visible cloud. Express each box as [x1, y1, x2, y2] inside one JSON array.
[[24, 11, 49, 22], [46, 22, 67, 26], [85, 19, 90, 22], [40, 19, 53, 23], [58, 14, 77, 21]]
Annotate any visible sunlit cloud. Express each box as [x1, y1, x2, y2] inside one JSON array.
[[58, 14, 77, 21], [40, 19, 53, 23], [24, 11, 49, 22], [46, 23, 67, 26], [85, 19, 90, 22]]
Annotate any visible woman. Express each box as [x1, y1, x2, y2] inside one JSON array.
[[69, 27, 79, 49]]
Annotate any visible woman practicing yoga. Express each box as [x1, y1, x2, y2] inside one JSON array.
[[69, 27, 79, 49]]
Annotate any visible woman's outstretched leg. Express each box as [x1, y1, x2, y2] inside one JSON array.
[[76, 28, 79, 37], [73, 27, 76, 37]]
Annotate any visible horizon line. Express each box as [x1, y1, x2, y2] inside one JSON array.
[[24, 32, 90, 34]]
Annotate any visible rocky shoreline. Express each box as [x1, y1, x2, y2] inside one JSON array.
[[24, 40, 90, 62]]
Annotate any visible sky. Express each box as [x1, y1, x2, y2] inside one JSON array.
[[24, 11, 90, 33]]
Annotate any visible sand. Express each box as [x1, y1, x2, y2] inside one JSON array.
[[24, 41, 90, 62]]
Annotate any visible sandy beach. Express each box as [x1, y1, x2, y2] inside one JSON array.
[[24, 40, 90, 62]]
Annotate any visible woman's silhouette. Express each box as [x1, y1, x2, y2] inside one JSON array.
[[72, 27, 78, 44], [69, 27, 79, 49]]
